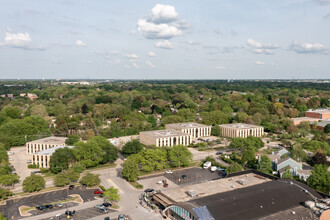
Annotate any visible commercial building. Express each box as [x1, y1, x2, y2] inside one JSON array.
[[291, 117, 320, 125], [26, 136, 67, 154], [219, 123, 264, 138], [31, 145, 74, 168], [305, 108, 330, 119], [165, 122, 211, 138], [139, 129, 192, 147]]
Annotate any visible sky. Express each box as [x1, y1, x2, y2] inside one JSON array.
[[0, 0, 330, 79]]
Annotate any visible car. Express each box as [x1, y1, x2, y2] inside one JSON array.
[[54, 203, 63, 208], [8, 158, 13, 161], [182, 175, 187, 179], [165, 170, 173, 174], [102, 202, 112, 207], [216, 151, 223, 155], [69, 185, 74, 190], [82, 184, 87, 188], [144, 189, 154, 193], [98, 208, 108, 213], [118, 214, 126, 220], [65, 210, 75, 216], [104, 217, 110, 220], [95, 204, 105, 209], [36, 205, 47, 211], [31, 171, 42, 174], [7, 152, 14, 155], [45, 204, 53, 209], [163, 183, 169, 188], [94, 189, 104, 194]]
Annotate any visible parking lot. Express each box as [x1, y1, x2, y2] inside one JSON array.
[[8, 146, 35, 183], [1, 187, 97, 219]]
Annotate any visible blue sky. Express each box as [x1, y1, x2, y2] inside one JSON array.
[[0, 0, 329, 79]]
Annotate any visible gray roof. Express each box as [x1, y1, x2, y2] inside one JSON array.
[[27, 136, 67, 145], [33, 145, 74, 156], [166, 122, 211, 129], [219, 123, 263, 129], [139, 129, 190, 138]]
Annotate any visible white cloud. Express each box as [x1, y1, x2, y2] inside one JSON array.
[[146, 60, 155, 68], [155, 40, 174, 49], [126, 53, 139, 59], [0, 31, 37, 50], [216, 66, 226, 70], [149, 4, 178, 23], [187, 40, 199, 45], [131, 62, 139, 68], [76, 40, 86, 47], [148, 51, 156, 57], [137, 19, 182, 39], [291, 41, 327, 54], [255, 61, 265, 65], [174, 20, 190, 30], [246, 38, 279, 54]]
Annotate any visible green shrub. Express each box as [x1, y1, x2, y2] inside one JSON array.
[[28, 164, 39, 169], [40, 168, 49, 174], [136, 184, 143, 189], [99, 185, 106, 191]]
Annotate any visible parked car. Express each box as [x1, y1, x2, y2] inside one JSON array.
[[69, 185, 74, 190], [31, 171, 42, 174], [165, 170, 173, 174], [94, 189, 103, 194], [203, 161, 211, 169], [27, 160, 32, 164], [182, 175, 187, 179], [54, 203, 63, 208], [104, 217, 110, 220], [210, 166, 217, 172], [36, 205, 47, 211], [65, 210, 75, 216], [163, 183, 169, 188], [7, 152, 14, 155], [102, 202, 112, 207], [216, 151, 223, 155], [98, 207, 108, 213], [144, 189, 154, 193], [82, 184, 87, 188], [95, 204, 105, 209], [45, 204, 53, 209], [8, 158, 13, 161], [118, 214, 126, 220]]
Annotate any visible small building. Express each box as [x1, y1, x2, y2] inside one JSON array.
[[27, 93, 38, 101], [291, 117, 320, 125], [26, 136, 67, 154], [139, 129, 192, 147], [165, 122, 212, 138], [305, 108, 330, 119], [219, 123, 264, 138], [310, 119, 330, 131], [31, 145, 74, 168]]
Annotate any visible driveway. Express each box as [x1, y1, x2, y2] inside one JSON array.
[[8, 147, 32, 184]]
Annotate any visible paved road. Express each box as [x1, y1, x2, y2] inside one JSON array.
[[188, 147, 230, 167]]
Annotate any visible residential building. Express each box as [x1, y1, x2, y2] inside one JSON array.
[[219, 123, 264, 138], [305, 108, 330, 119], [26, 136, 67, 154], [139, 129, 192, 147], [31, 145, 74, 168], [165, 122, 211, 138], [27, 93, 38, 101]]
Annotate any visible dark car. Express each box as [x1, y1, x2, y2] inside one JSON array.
[[104, 217, 110, 220], [94, 189, 103, 194], [98, 208, 108, 213], [182, 175, 187, 179], [69, 185, 75, 190], [102, 202, 112, 207], [144, 188, 154, 193], [82, 184, 87, 188], [216, 151, 223, 155], [118, 214, 125, 220], [45, 204, 53, 209], [36, 205, 47, 211], [65, 210, 75, 216]]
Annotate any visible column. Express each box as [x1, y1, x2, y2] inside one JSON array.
[[183, 136, 186, 145], [193, 128, 196, 138], [171, 137, 174, 146], [160, 138, 163, 147]]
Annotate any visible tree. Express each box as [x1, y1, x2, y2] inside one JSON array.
[[81, 104, 88, 114], [310, 152, 328, 166], [307, 165, 330, 194], [211, 125, 221, 136], [242, 147, 256, 167], [139, 149, 168, 172], [2, 106, 21, 119], [200, 110, 229, 125], [73, 141, 103, 168], [88, 136, 118, 164], [122, 140, 144, 157], [0, 174, 19, 187], [103, 186, 120, 203], [22, 174, 45, 192], [0, 187, 13, 200], [93, 104, 110, 121], [226, 162, 243, 173], [324, 124, 330, 134], [282, 167, 293, 179], [0, 144, 8, 163], [258, 155, 273, 174], [79, 173, 101, 187], [49, 147, 76, 174], [54, 173, 70, 187], [65, 135, 80, 145], [168, 145, 192, 167], [290, 146, 307, 162], [121, 159, 139, 182]]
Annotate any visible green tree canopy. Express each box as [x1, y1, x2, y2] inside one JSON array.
[[22, 174, 45, 192], [103, 186, 120, 203], [140, 148, 168, 172], [281, 167, 293, 179], [167, 145, 192, 167], [73, 141, 103, 167], [122, 140, 144, 157], [65, 135, 80, 145], [79, 173, 101, 187], [0, 174, 19, 186], [88, 136, 118, 164], [121, 158, 139, 182], [0, 187, 13, 200], [226, 162, 243, 173], [258, 155, 273, 174], [307, 165, 330, 194], [49, 147, 76, 174]]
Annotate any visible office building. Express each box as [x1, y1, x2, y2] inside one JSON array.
[[219, 123, 264, 138], [26, 136, 67, 154], [139, 129, 192, 147], [165, 122, 211, 138]]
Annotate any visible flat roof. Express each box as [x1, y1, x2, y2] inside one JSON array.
[[306, 108, 330, 114], [27, 136, 67, 145], [310, 119, 330, 127], [139, 129, 189, 138], [33, 145, 74, 156], [291, 117, 320, 122], [219, 123, 263, 129], [186, 180, 322, 220], [166, 122, 211, 129]]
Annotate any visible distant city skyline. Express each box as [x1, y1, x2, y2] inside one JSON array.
[[0, 0, 329, 79]]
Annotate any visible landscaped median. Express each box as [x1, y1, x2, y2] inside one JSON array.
[[18, 194, 83, 217]]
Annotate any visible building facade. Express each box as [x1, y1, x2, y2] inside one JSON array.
[[305, 109, 330, 119], [165, 122, 212, 138], [139, 129, 192, 147], [26, 137, 67, 154], [31, 145, 74, 168], [219, 123, 264, 138]]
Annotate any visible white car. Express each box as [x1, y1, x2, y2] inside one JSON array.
[[165, 170, 173, 174]]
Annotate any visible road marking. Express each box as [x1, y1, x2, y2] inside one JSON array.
[[107, 178, 123, 193]]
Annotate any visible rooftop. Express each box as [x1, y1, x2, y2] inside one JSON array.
[[166, 122, 211, 129], [34, 145, 74, 156], [27, 136, 67, 145], [291, 117, 320, 122], [219, 123, 263, 129], [310, 119, 330, 127], [139, 129, 189, 138], [306, 108, 330, 114]]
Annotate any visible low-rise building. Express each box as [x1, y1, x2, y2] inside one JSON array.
[[27, 93, 38, 101], [26, 136, 67, 154], [31, 145, 74, 168], [139, 129, 192, 147], [291, 117, 320, 125], [305, 108, 330, 119], [219, 123, 264, 138], [165, 122, 211, 138]]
